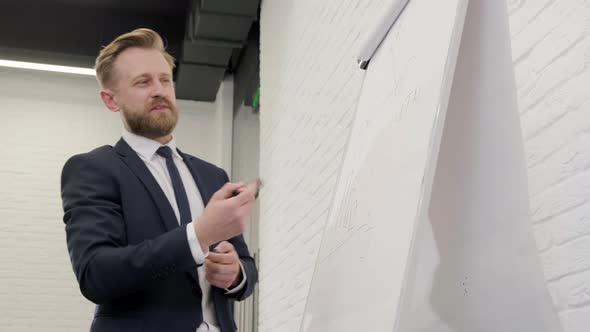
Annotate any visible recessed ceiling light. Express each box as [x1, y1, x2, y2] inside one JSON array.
[[0, 59, 95, 76]]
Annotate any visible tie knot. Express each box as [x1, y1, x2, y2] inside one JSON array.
[[156, 146, 173, 159]]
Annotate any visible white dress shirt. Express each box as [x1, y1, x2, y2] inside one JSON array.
[[122, 131, 246, 332]]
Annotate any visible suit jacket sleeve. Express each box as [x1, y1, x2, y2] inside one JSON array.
[[61, 153, 198, 304], [218, 169, 258, 301]]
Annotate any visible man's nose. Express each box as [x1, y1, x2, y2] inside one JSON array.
[[150, 80, 166, 98]]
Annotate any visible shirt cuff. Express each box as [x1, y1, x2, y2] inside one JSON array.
[[186, 221, 209, 265], [225, 261, 247, 294]]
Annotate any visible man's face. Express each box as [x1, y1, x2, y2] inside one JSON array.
[[109, 47, 178, 139]]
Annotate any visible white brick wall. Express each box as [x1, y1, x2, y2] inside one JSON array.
[[509, 0, 590, 329], [0, 67, 229, 331], [259, 0, 388, 330], [259, 0, 590, 331]]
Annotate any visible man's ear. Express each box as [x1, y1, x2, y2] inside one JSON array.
[[100, 89, 120, 113]]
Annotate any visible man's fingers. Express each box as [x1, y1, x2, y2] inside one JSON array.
[[229, 189, 255, 206], [230, 179, 260, 203], [214, 178, 260, 200], [207, 275, 234, 289], [212, 182, 245, 200], [237, 200, 255, 221], [249, 178, 262, 192], [206, 272, 233, 284], [205, 260, 238, 275], [242, 199, 255, 211], [207, 252, 237, 264], [207, 252, 232, 264], [213, 241, 234, 254], [243, 179, 261, 198], [207, 275, 231, 283], [206, 264, 236, 276]]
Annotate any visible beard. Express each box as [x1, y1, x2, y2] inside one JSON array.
[[121, 97, 178, 139]]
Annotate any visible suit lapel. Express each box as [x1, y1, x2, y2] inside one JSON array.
[[114, 138, 179, 232], [177, 149, 215, 206]]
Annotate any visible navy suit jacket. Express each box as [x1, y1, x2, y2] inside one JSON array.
[[61, 138, 257, 332]]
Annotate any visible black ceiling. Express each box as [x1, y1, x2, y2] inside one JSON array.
[[0, 0, 260, 101]]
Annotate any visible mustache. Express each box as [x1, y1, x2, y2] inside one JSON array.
[[147, 97, 174, 110]]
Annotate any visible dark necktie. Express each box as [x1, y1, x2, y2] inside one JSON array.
[[156, 146, 192, 225]]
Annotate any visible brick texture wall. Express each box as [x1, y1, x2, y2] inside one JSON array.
[[259, 0, 388, 330], [510, 0, 590, 330], [0, 67, 227, 331], [259, 0, 590, 331]]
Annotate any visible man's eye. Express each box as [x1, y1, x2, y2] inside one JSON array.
[[137, 80, 148, 85]]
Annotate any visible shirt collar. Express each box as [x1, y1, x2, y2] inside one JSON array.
[[122, 130, 182, 161]]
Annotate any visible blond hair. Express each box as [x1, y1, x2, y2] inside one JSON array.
[[95, 28, 175, 88]]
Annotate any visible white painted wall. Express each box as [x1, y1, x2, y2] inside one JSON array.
[[259, 0, 590, 331], [216, 77, 235, 175], [231, 104, 260, 332], [0, 67, 231, 331]]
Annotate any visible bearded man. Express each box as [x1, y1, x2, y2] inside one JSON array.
[[60, 28, 259, 332]]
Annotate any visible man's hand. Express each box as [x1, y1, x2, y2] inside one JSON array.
[[205, 241, 242, 289], [194, 179, 260, 250]]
